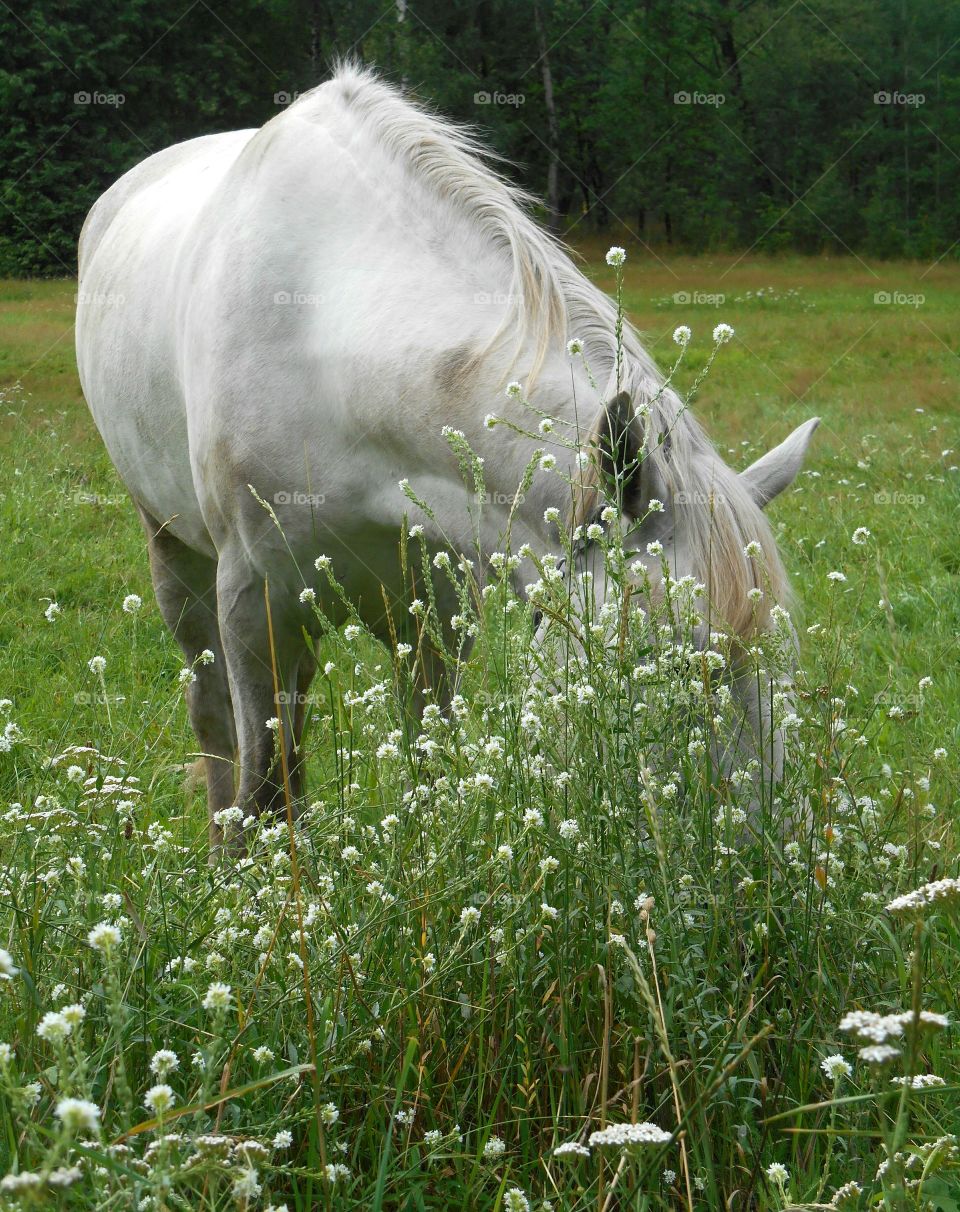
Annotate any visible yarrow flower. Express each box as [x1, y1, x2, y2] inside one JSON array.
[[554, 1141, 591, 1158], [886, 878, 960, 916], [588, 1122, 672, 1148], [673, 325, 691, 347], [605, 246, 626, 268]]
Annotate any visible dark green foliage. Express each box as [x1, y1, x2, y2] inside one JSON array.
[[3, 0, 960, 274]]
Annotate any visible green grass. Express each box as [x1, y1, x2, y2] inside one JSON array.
[[0, 254, 958, 1210]]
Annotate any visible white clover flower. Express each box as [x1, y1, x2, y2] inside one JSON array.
[[320, 1101, 339, 1126], [87, 921, 122, 954], [588, 1122, 671, 1147], [558, 819, 580, 840], [605, 246, 626, 268], [422, 952, 436, 973], [122, 594, 142, 614], [144, 1084, 175, 1115], [673, 325, 691, 347], [252, 1045, 275, 1064], [199, 649, 215, 665], [149, 1049, 179, 1078], [765, 1162, 789, 1185], [505, 381, 523, 399], [460, 906, 481, 928], [55, 1097, 101, 1134], [202, 982, 233, 1012], [743, 540, 763, 559], [87, 655, 107, 674], [496, 844, 513, 863], [45, 602, 61, 622], [821, 1054, 852, 1081], [504, 1190, 530, 1212], [178, 667, 197, 688], [273, 1130, 293, 1149], [567, 337, 583, 356], [712, 322, 734, 344], [483, 1135, 506, 1159], [60, 1004, 85, 1027], [36, 1011, 72, 1042], [852, 527, 871, 545]]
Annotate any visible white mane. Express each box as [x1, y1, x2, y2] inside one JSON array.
[[312, 63, 789, 634]]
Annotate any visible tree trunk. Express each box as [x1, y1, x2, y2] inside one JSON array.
[[533, 0, 561, 229]]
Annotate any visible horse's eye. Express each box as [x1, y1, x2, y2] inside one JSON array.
[[532, 609, 543, 630]]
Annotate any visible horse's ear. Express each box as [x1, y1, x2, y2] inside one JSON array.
[[595, 390, 643, 507], [740, 417, 820, 508]]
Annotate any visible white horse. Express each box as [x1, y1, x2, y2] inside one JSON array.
[[76, 64, 818, 850]]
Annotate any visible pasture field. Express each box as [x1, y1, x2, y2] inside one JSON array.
[[0, 252, 958, 1210]]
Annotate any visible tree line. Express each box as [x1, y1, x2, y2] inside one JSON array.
[[1, 0, 957, 275]]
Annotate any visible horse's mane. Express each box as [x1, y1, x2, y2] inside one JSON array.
[[306, 63, 788, 635]]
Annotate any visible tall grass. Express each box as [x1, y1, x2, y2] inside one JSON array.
[[0, 260, 958, 1209]]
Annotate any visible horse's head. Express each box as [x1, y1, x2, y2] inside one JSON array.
[[531, 391, 819, 802]]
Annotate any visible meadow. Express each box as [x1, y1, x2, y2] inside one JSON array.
[[0, 250, 957, 1210]]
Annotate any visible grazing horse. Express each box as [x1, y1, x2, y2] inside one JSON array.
[[76, 64, 818, 851]]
